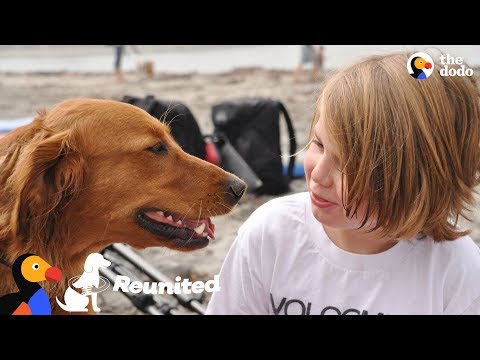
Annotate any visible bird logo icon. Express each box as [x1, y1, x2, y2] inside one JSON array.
[[407, 52, 434, 80], [0, 254, 62, 315]]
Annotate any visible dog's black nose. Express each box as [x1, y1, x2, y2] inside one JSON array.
[[228, 177, 247, 201]]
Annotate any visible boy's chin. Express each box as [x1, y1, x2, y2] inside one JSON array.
[[311, 205, 342, 225]]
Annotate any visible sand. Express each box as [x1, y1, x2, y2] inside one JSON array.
[[0, 68, 478, 314]]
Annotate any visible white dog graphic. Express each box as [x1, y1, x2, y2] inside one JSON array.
[[56, 253, 111, 312]]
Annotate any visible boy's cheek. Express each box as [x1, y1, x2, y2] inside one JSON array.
[[303, 147, 316, 179]]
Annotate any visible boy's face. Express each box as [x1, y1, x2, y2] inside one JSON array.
[[304, 104, 372, 230]]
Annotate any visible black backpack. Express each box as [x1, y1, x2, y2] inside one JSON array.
[[121, 94, 206, 160], [211, 97, 297, 195]]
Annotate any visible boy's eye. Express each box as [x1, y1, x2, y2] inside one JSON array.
[[313, 139, 324, 149]]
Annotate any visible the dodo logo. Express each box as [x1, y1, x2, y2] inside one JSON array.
[[407, 52, 434, 80]]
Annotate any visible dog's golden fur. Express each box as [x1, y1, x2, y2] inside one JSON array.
[[0, 99, 245, 314]]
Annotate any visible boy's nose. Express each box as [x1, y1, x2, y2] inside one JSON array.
[[312, 161, 334, 187]]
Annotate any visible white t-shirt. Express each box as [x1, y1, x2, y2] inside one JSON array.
[[206, 192, 480, 315]]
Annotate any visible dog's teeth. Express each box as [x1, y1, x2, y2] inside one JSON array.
[[194, 223, 206, 235], [176, 220, 182, 226], [202, 232, 207, 237], [167, 215, 173, 221], [157, 211, 164, 217]]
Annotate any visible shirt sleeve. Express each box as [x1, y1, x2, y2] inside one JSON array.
[[205, 223, 269, 315]]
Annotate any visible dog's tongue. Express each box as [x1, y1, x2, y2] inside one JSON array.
[[184, 218, 215, 239], [176, 218, 215, 239]]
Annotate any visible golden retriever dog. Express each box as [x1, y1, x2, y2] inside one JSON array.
[[0, 99, 246, 314]]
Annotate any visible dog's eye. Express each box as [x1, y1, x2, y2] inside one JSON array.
[[32, 263, 40, 270], [149, 143, 168, 154]]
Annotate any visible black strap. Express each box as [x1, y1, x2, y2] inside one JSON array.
[[276, 101, 297, 180]]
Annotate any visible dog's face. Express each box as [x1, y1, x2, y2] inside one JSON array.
[[0, 99, 246, 260]]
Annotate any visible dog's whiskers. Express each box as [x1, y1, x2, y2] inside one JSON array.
[[159, 103, 176, 123], [100, 215, 112, 244], [160, 247, 171, 257], [213, 192, 234, 201], [180, 201, 198, 223], [197, 200, 203, 222], [213, 193, 235, 211], [213, 201, 233, 212], [160, 103, 183, 129], [181, 200, 203, 247], [183, 224, 196, 247], [164, 201, 200, 239]]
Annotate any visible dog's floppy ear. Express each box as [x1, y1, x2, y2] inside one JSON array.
[[10, 116, 85, 243]]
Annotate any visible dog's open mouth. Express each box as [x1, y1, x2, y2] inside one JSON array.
[[136, 209, 216, 249]]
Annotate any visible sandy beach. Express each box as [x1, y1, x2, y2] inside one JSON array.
[[0, 67, 478, 314]]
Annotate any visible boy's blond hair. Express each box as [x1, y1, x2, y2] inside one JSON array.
[[311, 52, 480, 241]]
